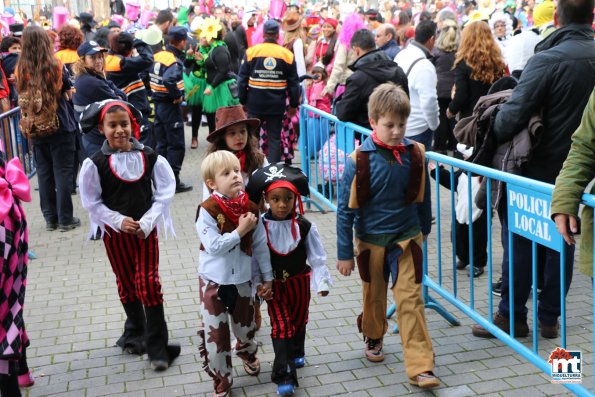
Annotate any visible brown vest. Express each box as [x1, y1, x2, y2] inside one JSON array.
[[197, 197, 260, 256], [348, 142, 426, 209]]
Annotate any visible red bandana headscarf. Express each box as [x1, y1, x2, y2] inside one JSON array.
[[99, 101, 141, 140], [265, 180, 304, 240], [371, 131, 407, 165], [211, 190, 249, 226]]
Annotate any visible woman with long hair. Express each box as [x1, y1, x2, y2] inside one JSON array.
[[306, 17, 338, 74], [17, 26, 80, 230], [322, 12, 364, 98], [447, 21, 507, 120], [281, 10, 307, 161], [72, 39, 126, 158], [432, 19, 460, 154]]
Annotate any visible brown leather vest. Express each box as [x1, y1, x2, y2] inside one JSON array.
[[348, 142, 426, 209], [197, 197, 260, 256]]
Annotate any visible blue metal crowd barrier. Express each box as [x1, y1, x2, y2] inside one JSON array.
[[299, 104, 595, 396], [0, 107, 36, 178]]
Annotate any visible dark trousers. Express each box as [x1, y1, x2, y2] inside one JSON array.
[[251, 113, 283, 163], [0, 375, 19, 397], [498, 205, 574, 326], [139, 119, 156, 150], [33, 132, 76, 225], [455, 210, 488, 267], [434, 98, 457, 153], [103, 227, 163, 307], [154, 101, 185, 174], [190, 106, 203, 139]]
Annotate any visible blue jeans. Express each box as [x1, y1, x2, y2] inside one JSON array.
[[498, 205, 574, 326], [408, 128, 434, 151], [33, 132, 76, 225]]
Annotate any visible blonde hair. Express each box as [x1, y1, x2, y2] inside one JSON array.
[[436, 19, 460, 53], [72, 55, 105, 78], [201, 151, 241, 183], [368, 83, 410, 122]]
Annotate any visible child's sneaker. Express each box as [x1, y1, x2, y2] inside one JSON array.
[[277, 383, 295, 396], [409, 371, 440, 389], [213, 390, 231, 397], [364, 337, 384, 362], [242, 356, 260, 376], [294, 357, 305, 368], [18, 371, 35, 388]]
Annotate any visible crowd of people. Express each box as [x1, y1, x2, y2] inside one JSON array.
[[0, 0, 591, 396]]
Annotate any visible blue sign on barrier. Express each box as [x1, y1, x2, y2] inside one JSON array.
[[507, 184, 562, 251]]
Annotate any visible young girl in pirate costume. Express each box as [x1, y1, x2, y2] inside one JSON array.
[[203, 105, 268, 330], [197, 150, 273, 397], [246, 164, 332, 397], [78, 100, 181, 372]]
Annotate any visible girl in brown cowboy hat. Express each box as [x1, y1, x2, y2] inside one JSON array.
[[204, 105, 268, 329]]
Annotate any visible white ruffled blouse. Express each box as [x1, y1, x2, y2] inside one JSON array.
[[79, 148, 176, 240], [262, 215, 333, 293]]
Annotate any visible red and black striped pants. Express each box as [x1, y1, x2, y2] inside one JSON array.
[[267, 271, 311, 339], [103, 226, 163, 307]]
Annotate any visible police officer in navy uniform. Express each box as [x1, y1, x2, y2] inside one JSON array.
[[150, 26, 192, 193]]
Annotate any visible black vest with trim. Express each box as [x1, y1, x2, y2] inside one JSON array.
[[266, 214, 312, 281], [91, 147, 157, 220]]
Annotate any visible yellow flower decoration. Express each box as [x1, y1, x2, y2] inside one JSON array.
[[199, 16, 222, 41]]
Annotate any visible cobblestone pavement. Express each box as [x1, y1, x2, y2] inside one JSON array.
[[21, 126, 587, 396]]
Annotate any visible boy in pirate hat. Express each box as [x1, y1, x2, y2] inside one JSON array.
[[246, 163, 332, 396]]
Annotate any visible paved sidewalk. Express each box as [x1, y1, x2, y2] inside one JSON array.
[[21, 126, 587, 396]]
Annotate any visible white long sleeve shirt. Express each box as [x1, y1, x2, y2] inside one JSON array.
[[262, 214, 332, 293], [394, 42, 440, 137], [79, 143, 176, 240], [196, 205, 273, 286]]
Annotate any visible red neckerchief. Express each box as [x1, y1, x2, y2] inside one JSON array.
[[211, 191, 249, 226], [371, 131, 406, 165], [235, 150, 246, 173]]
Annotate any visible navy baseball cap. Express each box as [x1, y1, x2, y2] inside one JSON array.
[[167, 26, 188, 41], [77, 40, 108, 57], [264, 19, 280, 35]]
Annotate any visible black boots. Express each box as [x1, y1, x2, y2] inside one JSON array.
[[174, 172, 192, 193], [117, 301, 146, 355], [144, 304, 181, 371], [271, 338, 298, 389]]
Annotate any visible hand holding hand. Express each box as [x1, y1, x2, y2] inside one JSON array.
[[257, 281, 273, 300], [446, 108, 455, 119], [336, 259, 355, 277], [121, 217, 140, 235]]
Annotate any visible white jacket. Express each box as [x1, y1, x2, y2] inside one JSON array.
[[394, 42, 440, 137]]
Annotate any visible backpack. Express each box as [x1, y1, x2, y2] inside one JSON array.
[[18, 68, 62, 139]]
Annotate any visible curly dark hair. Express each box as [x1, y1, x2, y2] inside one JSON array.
[[58, 25, 84, 50], [0, 37, 20, 53]]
